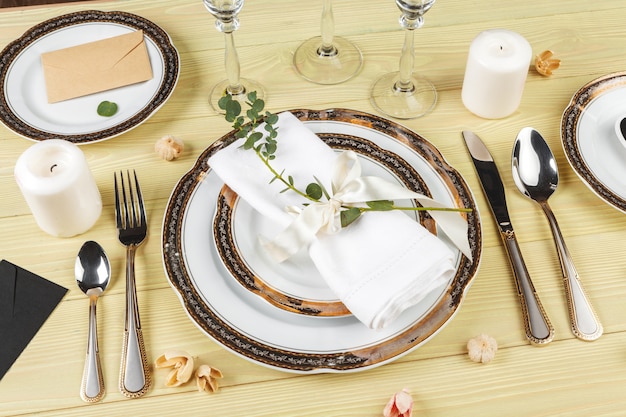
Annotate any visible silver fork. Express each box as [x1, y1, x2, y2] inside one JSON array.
[[114, 170, 151, 398]]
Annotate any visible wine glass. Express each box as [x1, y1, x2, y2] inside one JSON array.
[[293, 0, 363, 84], [203, 0, 265, 112], [370, 0, 436, 119]]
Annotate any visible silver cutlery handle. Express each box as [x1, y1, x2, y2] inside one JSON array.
[[119, 247, 151, 398], [81, 297, 104, 402], [501, 227, 555, 345], [541, 202, 603, 341]]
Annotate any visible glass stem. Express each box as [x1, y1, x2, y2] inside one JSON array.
[[224, 32, 244, 95], [319, 0, 337, 56], [395, 26, 416, 92]]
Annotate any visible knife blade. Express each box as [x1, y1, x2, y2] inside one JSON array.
[[462, 130, 554, 345]]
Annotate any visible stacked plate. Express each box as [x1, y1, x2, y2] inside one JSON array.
[[162, 108, 482, 373]]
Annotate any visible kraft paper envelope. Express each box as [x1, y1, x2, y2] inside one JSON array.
[[41, 30, 153, 103]]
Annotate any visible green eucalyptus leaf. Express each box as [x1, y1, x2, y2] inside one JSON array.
[[265, 113, 279, 124], [366, 200, 395, 211], [243, 136, 256, 149], [251, 98, 265, 113], [248, 131, 263, 143], [218, 95, 231, 111], [97, 101, 118, 117], [264, 141, 277, 155], [341, 208, 362, 228], [306, 183, 323, 200], [312, 176, 330, 199], [247, 91, 257, 102]]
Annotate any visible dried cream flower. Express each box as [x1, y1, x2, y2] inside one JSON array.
[[196, 364, 223, 393], [383, 388, 413, 417], [534, 50, 561, 76], [155, 135, 184, 161], [154, 350, 195, 387], [467, 333, 498, 363]]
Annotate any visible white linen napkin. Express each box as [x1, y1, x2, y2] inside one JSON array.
[[209, 112, 464, 329]]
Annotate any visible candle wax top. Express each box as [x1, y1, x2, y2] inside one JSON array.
[[468, 29, 532, 71]]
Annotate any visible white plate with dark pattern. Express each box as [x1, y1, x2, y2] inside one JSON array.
[[0, 10, 179, 143], [162, 109, 482, 373], [562, 72, 626, 212], [213, 133, 437, 317]]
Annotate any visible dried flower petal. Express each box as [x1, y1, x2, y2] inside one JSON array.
[[383, 388, 413, 417], [196, 364, 223, 393], [534, 50, 561, 76], [154, 350, 195, 387], [467, 333, 498, 363], [155, 135, 184, 161]]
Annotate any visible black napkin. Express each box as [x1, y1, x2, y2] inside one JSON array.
[[0, 260, 68, 380]]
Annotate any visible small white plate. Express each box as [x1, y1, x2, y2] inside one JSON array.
[[0, 10, 179, 143], [214, 133, 435, 317], [562, 72, 626, 211]]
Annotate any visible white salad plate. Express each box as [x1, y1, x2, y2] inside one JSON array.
[[562, 72, 626, 212], [162, 108, 482, 373], [214, 132, 436, 317], [0, 10, 179, 143]]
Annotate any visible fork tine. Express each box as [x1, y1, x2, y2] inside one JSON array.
[[121, 171, 131, 229], [126, 170, 137, 228], [114, 172, 123, 229], [132, 170, 146, 227]]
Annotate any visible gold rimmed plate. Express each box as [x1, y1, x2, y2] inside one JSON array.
[[0, 10, 179, 143], [162, 108, 482, 373], [562, 72, 626, 212], [213, 133, 436, 317]]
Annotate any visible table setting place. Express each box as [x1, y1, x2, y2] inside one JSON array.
[[1, 0, 626, 416]]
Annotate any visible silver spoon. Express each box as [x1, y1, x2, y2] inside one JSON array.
[[512, 127, 602, 341], [75, 241, 111, 402]]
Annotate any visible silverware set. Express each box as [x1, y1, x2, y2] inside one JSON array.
[[77, 170, 151, 403], [463, 129, 602, 345]]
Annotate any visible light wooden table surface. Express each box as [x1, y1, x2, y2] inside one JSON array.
[[1, 0, 626, 415]]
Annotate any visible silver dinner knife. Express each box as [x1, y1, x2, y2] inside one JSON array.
[[462, 130, 554, 345]]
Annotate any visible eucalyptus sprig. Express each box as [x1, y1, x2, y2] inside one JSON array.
[[218, 92, 470, 227]]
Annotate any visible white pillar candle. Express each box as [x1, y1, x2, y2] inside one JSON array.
[[461, 29, 532, 119], [14, 139, 102, 237]]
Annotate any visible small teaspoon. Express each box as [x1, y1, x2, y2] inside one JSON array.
[[75, 241, 111, 402]]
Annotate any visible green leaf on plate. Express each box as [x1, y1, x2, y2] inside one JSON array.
[[97, 101, 118, 117], [341, 207, 362, 228], [366, 200, 394, 211]]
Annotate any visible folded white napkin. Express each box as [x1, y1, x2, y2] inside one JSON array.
[[209, 112, 463, 329]]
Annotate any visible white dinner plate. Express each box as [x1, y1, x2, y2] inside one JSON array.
[[214, 133, 435, 317], [562, 72, 626, 212], [162, 108, 482, 373], [0, 10, 179, 143]]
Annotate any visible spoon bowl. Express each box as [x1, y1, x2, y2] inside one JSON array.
[[512, 127, 602, 341], [75, 240, 111, 402]]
